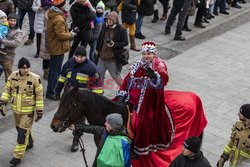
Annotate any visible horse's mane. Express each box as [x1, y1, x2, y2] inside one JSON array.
[[61, 88, 123, 110], [60, 87, 128, 125]]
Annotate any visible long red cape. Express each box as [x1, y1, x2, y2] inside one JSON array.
[[131, 90, 208, 167]]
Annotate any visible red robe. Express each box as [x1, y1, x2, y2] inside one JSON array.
[[116, 57, 208, 166], [117, 57, 175, 155]]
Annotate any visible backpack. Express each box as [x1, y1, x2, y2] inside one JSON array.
[[97, 135, 131, 167]]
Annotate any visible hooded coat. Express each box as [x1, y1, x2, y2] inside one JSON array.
[[47, 7, 72, 55]]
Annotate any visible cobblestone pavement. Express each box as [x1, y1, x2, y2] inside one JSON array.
[[1, 1, 250, 166]]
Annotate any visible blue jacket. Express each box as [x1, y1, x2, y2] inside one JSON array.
[[0, 24, 8, 39], [56, 57, 103, 95]]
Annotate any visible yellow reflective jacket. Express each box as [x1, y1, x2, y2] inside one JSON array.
[[1, 71, 44, 114], [223, 121, 250, 167]]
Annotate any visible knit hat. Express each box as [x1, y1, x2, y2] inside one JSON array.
[[107, 11, 118, 23], [96, 1, 105, 13], [41, 0, 53, 10], [106, 113, 123, 130], [240, 104, 250, 119], [141, 42, 157, 54], [52, 0, 66, 8], [0, 10, 7, 18], [18, 57, 31, 69], [183, 136, 201, 153], [74, 46, 87, 56]]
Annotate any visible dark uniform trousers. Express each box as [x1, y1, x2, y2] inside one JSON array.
[[165, 0, 192, 37]]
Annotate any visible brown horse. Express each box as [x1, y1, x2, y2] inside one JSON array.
[[50, 86, 128, 144], [50, 87, 207, 165]]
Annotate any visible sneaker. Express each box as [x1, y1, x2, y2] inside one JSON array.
[[210, 14, 215, 18], [213, 10, 218, 16], [220, 11, 229, 15], [183, 26, 192, 32], [194, 22, 206, 28], [46, 94, 60, 101], [10, 158, 21, 166], [24, 39, 33, 45], [135, 33, 146, 39], [232, 4, 242, 8], [164, 28, 171, 35], [174, 36, 186, 41]]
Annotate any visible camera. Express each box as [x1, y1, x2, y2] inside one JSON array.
[[73, 27, 80, 33], [106, 39, 112, 44]]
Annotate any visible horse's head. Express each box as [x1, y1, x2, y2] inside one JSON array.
[[50, 86, 84, 133]]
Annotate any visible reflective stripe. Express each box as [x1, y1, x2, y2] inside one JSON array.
[[240, 150, 250, 158], [1, 92, 11, 101], [35, 85, 43, 92], [76, 75, 88, 82], [17, 94, 22, 112], [15, 145, 26, 151], [92, 89, 104, 94], [66, 72, 72, 78], [11, 105, 34, 113], [77, 73, 89, 78], [224, 145, 232, 153], [231, 146, 250, 158], [6, 81, 11, 87], [58, 76, 67, 83], [36, 100, 44, 107]]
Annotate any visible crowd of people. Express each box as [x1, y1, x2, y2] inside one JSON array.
[[0, 0, 249, 166]]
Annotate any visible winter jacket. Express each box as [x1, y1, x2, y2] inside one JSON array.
[[39, 11, 50, 60], [0, 24, 8, 38], [75, 124, 130, 167], [32, 0, 45, 33], [0, 27, 23, 61], [170, 151, 212, 167], [56, 58, 103, 95], [16, 0, 34, 10], [137, 0, 156, 16], [96, 23, 128, 66], [120, 0, 137, 25], [0, 0, 15, 16], [47, 7, 72, 56], [70, 2, 96, 31]]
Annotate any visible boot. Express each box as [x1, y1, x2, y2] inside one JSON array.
[[151, 10, 159, 23], [71, 136, 79, 152], [129, 35, 140, 52], [10, 158, 21, 166], [160, 13, 167, 20], [43, 68, 49, 80]]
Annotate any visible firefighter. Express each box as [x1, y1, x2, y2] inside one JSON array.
[[217, 104, 250, 167], [0, 57, 44, 166], [54, 46, 103, 152]]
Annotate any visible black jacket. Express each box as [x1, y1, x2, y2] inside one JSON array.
[[121, 0, 137, 25], [15, 0, 33, 10], [170, 151, 212, 167], [137, 0, 156, 16], [70, 2, 96, 31], [96, 23, 128, 66], [75, 124, 128, 167]]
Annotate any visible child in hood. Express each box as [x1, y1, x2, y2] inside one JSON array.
[[0, 10, 8, 55]]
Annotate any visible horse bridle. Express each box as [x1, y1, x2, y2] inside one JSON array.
[[55, 100, 80, 128]]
